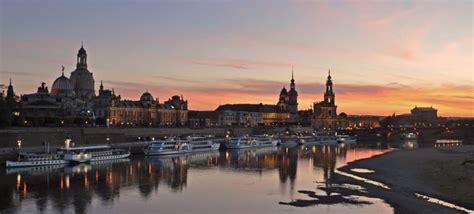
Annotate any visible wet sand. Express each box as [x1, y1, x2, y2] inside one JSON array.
[[337, 145, 474, 214]]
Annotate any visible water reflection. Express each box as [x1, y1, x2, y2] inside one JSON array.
[[0, 144, 393, 214], [401, 140, 418, 149]]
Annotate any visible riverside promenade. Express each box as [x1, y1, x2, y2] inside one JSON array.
[[0, 126, 313, 152]]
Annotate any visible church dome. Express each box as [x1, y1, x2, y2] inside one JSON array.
[[140, 91, 154, 102], [51, 73, 74, 96]]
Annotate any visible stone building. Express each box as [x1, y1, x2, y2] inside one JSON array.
[[312, 70, 346, 130], [346, 115, 381, 129], [106, 91, 188, 127], [21, 81, 89, 125], [188, 111, 219, 128], [215, 71, 298, 126], [411, 106, 438, 121]]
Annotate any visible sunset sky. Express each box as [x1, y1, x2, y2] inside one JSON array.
[[1, 0, 473, 117]]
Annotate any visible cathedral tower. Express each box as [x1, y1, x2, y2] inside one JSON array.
[[288, 67, 298, 114], [311, 69, 340, 130], [70, 43, 95, 101], [324, 69, 335, 105]]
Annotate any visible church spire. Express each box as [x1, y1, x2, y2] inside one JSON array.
[[290, 66, 296, 90], [291, 65, 294, 82]]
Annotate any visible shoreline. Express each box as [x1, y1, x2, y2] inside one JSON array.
[[336, 145, 474, 213]]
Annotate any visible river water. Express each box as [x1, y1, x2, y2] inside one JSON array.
[[0, 144, 395, 214]]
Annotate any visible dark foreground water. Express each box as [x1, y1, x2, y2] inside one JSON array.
[[0, 144, 395, 214]]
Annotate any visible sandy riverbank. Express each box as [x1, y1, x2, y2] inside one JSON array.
[[337, 145, 474, 214]]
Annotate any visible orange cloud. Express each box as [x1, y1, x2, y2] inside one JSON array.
[[102, 78, 473, 117]]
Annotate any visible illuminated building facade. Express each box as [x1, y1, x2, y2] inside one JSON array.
[[312, 70, 347, 130]]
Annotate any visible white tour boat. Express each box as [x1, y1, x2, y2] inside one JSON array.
[[58, 145, 130, 163], [336, 135, 357, 144], [318, 136, 338, 145], [58, 138, 130, 163], [184, 136, 220, 152], [252, 135, 280, 147], [297, 136, 320, 145], [144, 138, 190, 156], [401, 132, 418, 140], [279, 135, 299, 147], [6, 153, 68, 168], [228, 136, 256, 149], [228, 135, 280, 149]]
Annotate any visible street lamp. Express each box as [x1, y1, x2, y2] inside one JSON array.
[[17, 139, 22, 151]]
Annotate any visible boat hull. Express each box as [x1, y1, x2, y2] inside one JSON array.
[[228, 145, 254, 149], [144, 149, 186, 156], [144, 146, 218, 156], [6, 159, 69, 168], [338, 139, 357, 144], [90, 152, 131, 161], [319, 140, 338, 145]]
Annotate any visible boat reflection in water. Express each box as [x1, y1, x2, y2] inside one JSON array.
[[0, 144, 394, 214], [401, 140, 419, 149]]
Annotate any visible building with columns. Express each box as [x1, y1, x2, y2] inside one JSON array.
[[312, 70, 346, 130], [104, 92, 188, 127]]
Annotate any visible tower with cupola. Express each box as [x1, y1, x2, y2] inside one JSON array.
[[288, 67, 298, 114], [70, 43, 95, 101]]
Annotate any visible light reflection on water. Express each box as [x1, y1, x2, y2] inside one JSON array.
[[0, 145, 394, 214]]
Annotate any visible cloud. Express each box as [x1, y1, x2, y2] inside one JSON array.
[[151, 75, 205, 85], [364, 7, 418, 29], [179, 58, 292, 70], [102, 76, 474, 117], [1, 71, 36, 76]]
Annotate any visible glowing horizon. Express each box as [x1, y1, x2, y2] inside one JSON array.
[[1, 0, 472, 117]]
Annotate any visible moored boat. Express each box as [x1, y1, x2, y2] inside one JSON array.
[[336, 135, 357, 144], [228, 135, 279, 149], [252, 135, 280, 147], [228, 136, 255, 149], [144, 138, 190, 156], [6, 153, 68, 168], [184, 136, 220, 152], [58, 145, 130, 163], [297, 136, 320, 145], [318, 136, 338, 145], [401, 132, 418, 140]]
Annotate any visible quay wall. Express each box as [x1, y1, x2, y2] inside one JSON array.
[[0, 126, 314, 149]]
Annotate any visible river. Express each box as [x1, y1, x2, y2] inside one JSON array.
[[0, 143, 395, 214]]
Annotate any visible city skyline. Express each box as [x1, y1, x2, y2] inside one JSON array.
[[1, 0, 473, 117]]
